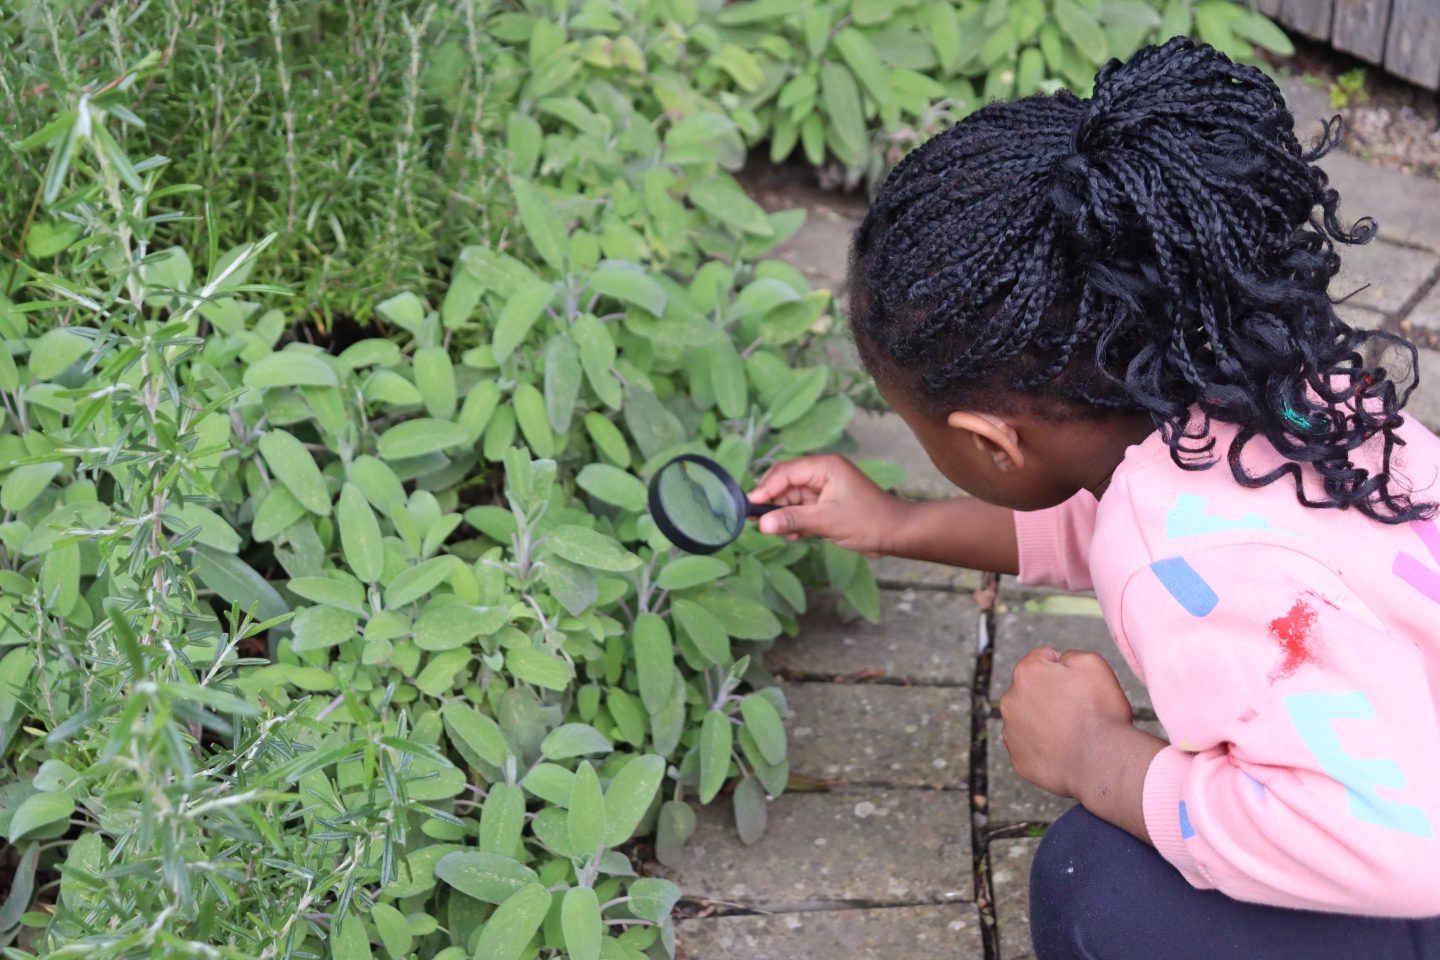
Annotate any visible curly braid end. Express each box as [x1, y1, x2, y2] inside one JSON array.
[[850, 36, 1432, 524]]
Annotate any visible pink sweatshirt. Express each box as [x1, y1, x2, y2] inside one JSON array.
[[1015, 414, 1440, 917]]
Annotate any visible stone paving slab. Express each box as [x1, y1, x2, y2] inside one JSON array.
[[767, 588, 979, 686], [660, 789, 973, 908], [990, 838, 1041, 960], [986, 720, 1167, 826], [1331, 237, 1439, 314], [989, 609, 1150, 713], [677, 903, 985, 959], [847, 410, 955, 499], [1408, 281, 1440, 331], [784, 683, 970, 788], [871, 555, 984, 592], [1401, 348, 1440, 431]]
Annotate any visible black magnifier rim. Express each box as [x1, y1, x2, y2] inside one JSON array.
[[648, 454, 748, 556]]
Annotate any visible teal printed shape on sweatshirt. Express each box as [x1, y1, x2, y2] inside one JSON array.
[[1179, 800, 1196, 839], [1285, 691, 1433, 838], [1165, 493, 1272, 540], [1149, 557, 1219, 617]]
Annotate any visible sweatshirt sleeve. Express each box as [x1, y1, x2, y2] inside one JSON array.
[[1014, 490, 1099, 591], [1121, 543, 1440, 916]]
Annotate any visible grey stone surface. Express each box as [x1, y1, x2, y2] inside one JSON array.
[[986, 720, 1167, 827], [1332, 237, 1439, 314], [769, 588, 979, 686], [677, 904, 985, 959], [1317, 148, 1440, 255], [991, 838, 1041, 960], [989, 609, 1150, 713], [1407, 280, 1440, 331], [1399, 348, 1440, 432], [661, 789, 973, 908], [871, 555, 983, 592], [784, 683, 970, 788]]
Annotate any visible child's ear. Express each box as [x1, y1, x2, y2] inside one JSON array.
[[947, 411, 1025, 472]]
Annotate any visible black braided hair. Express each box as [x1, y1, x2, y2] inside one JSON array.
[[849, 36, 1432, 523]]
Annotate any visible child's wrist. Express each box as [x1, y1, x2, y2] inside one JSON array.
[[873, 494, 919, 557]]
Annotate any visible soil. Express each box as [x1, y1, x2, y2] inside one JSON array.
[[1275, 38, 1440, 179]]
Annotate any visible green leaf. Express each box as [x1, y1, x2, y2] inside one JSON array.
[[547, 524, 641, 572], [820, 61, 867, 166], [493, 281, 554, 364], [844, 558, 881, 623], [25, 220, 81, 259], [1229, 6, 1294, 55], [780, 394, 853, 454], [714, 43, 765, 91], [672, 598, 731, 665], [512, 178, 569, 272], [709, 338, 748, 419], [291, 605, 359, 652], [691, 589, 782, 641], [414, 346, 457, 420], [576, 463, 647, 512], [384, 556, 457, 608], [435, 851, 539, 904], [442, 701, 511, 768], [1, 462, 61, 512], [415, 649, 471, 697], [733, 776, 769, 845], [561, 887, 603, 960], [698, 710, 733, 804], [628, 877, 682, 922], [371, 902, 413, 959], [481, 783, 526, 856], [834, 28, 893, 104], [506, 647, 574, 691], [337, 483, 384, 583], [415, 603, 507, 651], [568, 761, 607, 858], [603, 754, 665, 846], [513, 383, 554, 458], [259, 429, 331, 516], [542, 722, 613, 760], [192, 544, 289, 621], [41, 540, 79, 614], [244, 351, 338, 389], [8, 791, 74, 843], [544, 334, 583, 434], [586, 413, 631, 466], [657, 556, 729, 591], [573, 314, 621, 409], [767, 367, 828, 428], [473, 883, 551, 960], [333, 914, 372, 960], [539, 557, 599, 617], [376, 291, 426, 331], [740, 694, 787, 766], [689, 177, 774, 237], [1055, 0, 1108, 63], [28, 328, 92, 379], [377, 418, 471, 460], [522, 763, 576, 806], [590, 263, 667, 316], [632, 613, 675, 714], [925, 2, 962, 70], [654, 800, 697, 867]]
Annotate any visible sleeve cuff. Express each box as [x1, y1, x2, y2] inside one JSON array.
[[1013, 508, 1063, 587], [1142, 745, 1212, 889]]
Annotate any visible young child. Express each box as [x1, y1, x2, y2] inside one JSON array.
[[749, 38, 1440, 959]]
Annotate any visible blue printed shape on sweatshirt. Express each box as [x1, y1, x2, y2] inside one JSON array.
[[1285, 691, 1432, 838], [1149, 557, 1219, 617], [1179, 800, 1196, 839]]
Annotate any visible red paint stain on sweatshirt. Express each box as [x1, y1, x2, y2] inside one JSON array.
[[1268, 599, 1318, 681]]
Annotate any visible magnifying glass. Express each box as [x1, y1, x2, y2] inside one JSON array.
[[648, 454, 779, 555]]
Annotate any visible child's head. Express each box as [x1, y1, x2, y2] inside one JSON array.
[[849, 37, 1429, 521]]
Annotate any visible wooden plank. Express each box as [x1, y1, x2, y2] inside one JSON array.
[[1258, 0, 1283, 16], [1332, 0, 1391, 63], [1385, 0, 1440, 90], [1275, 0, 1335, 40]]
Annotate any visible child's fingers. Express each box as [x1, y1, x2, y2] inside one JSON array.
[[757, 503, 831, 539], [751, 455, 845, 504]]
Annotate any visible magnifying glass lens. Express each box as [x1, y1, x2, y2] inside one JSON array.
[[657, 460, 741, 546]]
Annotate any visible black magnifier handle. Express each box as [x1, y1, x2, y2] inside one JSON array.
[[747, 502, 780, 518]]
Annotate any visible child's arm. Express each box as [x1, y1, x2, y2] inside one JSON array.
[[748, 454, 1019, 572]]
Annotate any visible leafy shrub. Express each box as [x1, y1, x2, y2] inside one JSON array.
[[1, 0, 1288, 953]]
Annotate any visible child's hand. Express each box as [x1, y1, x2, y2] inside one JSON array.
[[998, 647, 1137, 800], [748, 454, 911, 558]]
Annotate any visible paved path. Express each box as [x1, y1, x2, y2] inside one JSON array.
[[671, 98, 1440, 959]]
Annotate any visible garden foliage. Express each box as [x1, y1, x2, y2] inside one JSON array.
[[0, 0, 1285, 956]]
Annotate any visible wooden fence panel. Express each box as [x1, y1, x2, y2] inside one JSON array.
[[1332, 0, 1391, 63], [1384, 0, 1440, 88], [1269, 0, 1336, 40]]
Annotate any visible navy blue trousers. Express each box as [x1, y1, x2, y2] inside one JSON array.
[[1030, 806, 1440, 960]]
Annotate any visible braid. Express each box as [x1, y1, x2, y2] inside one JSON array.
[[850, 36, 1431, 523]]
